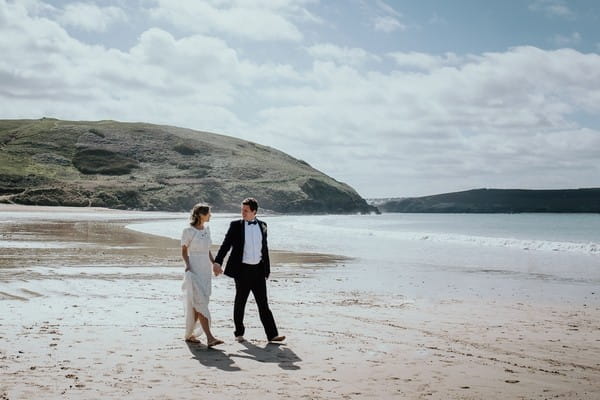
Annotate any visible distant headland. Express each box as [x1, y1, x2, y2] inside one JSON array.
[[373, 188, 600, 213]]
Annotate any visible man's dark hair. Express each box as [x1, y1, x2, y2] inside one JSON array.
[[242, 197, 259, 212]]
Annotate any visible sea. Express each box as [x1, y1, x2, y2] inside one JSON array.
[[2, 208, 598, 304], [127, 212, 600, 304]]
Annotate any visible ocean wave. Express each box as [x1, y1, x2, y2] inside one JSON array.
[[126, 217, 600, 257], [415, 233, 599, 255], [277, 221, 600, 256]]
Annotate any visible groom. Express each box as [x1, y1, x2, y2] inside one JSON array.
[[213, 198, 285, 343]]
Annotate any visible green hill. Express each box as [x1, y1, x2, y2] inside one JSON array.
[[0, 118, 376, 213], [378, 188, 600, 213]]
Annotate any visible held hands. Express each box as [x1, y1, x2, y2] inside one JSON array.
[[212, 262, 223, 276]]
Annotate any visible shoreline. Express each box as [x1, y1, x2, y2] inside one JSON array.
[[1, 206, 599, 399], [0, 203, 166, 215]]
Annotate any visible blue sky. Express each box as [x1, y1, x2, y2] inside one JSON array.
[[1, 0, 599, 197]]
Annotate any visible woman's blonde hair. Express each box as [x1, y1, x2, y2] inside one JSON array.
[[189, 203, 210, 226]]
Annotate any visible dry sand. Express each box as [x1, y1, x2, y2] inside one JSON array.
[[1, 205, 599, 399]]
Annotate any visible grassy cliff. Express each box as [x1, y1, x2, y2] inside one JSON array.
[[0, 118, 375, 213]]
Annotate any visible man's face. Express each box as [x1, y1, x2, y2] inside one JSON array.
[[241, 204, 257, 221]]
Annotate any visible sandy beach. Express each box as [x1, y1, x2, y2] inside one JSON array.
[[1, 205, 599, 399]]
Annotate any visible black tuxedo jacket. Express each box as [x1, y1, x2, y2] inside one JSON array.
[[214, 219, 271, 279]]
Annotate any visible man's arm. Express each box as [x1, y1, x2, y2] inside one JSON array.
[[213, 221, 235, 270], [261, 221, 271, 279], [209, 250, 221, 276]]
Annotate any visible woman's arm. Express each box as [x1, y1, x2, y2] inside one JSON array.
[[181, 245, 191, 272]]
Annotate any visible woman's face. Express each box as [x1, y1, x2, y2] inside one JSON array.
[[197, 210, 210, 223]]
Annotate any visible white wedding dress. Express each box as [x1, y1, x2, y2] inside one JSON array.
[[181, 225, 212, 340]]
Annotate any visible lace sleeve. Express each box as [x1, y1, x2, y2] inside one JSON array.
[[181, 227, 191, 247]]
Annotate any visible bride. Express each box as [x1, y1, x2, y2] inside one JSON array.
[[181, 203, 223, 347]]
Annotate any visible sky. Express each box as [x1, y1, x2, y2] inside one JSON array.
[[1, 0, 599, 198]]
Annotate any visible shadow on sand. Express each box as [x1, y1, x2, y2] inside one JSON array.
[[186, 340, 301, 371], [186, 342, 242, 371], [232, 340, 302, 370]]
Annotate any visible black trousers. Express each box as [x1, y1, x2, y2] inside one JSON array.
[[234, 263, 278, 340]]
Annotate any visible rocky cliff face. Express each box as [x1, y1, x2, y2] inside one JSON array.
[[0, 118, 376, 214]]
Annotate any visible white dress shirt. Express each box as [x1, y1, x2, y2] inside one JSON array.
[[243, 221, 262, 265]]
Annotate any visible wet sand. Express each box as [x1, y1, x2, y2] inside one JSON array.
[[1, 205, 599, 399]]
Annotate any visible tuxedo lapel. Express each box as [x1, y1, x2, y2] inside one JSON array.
[[259, 220, 267, 236]]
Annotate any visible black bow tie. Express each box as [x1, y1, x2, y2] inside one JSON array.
[[247, 220, 258, 225]]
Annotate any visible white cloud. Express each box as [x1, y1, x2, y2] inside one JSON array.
[[16, 0, 56, 15], [365, 0, 406, 34], [1, 0, 600, 197], [387, 52, 463, 71], [373, 15, 405, 33], [58, 2, 127, 32], [529, 0, 574, 18], [553, 32, 581, 47], [146, 0, 307, 41], [250, 46, 600, 195], [0, 2, 252, 133], [374, 0, 402, 18], [130, 29, 241, 85], [428, 13, 447, 25], [306, 43, 381, 66]]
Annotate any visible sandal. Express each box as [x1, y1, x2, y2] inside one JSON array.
[[207, 338, 224, 347]]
